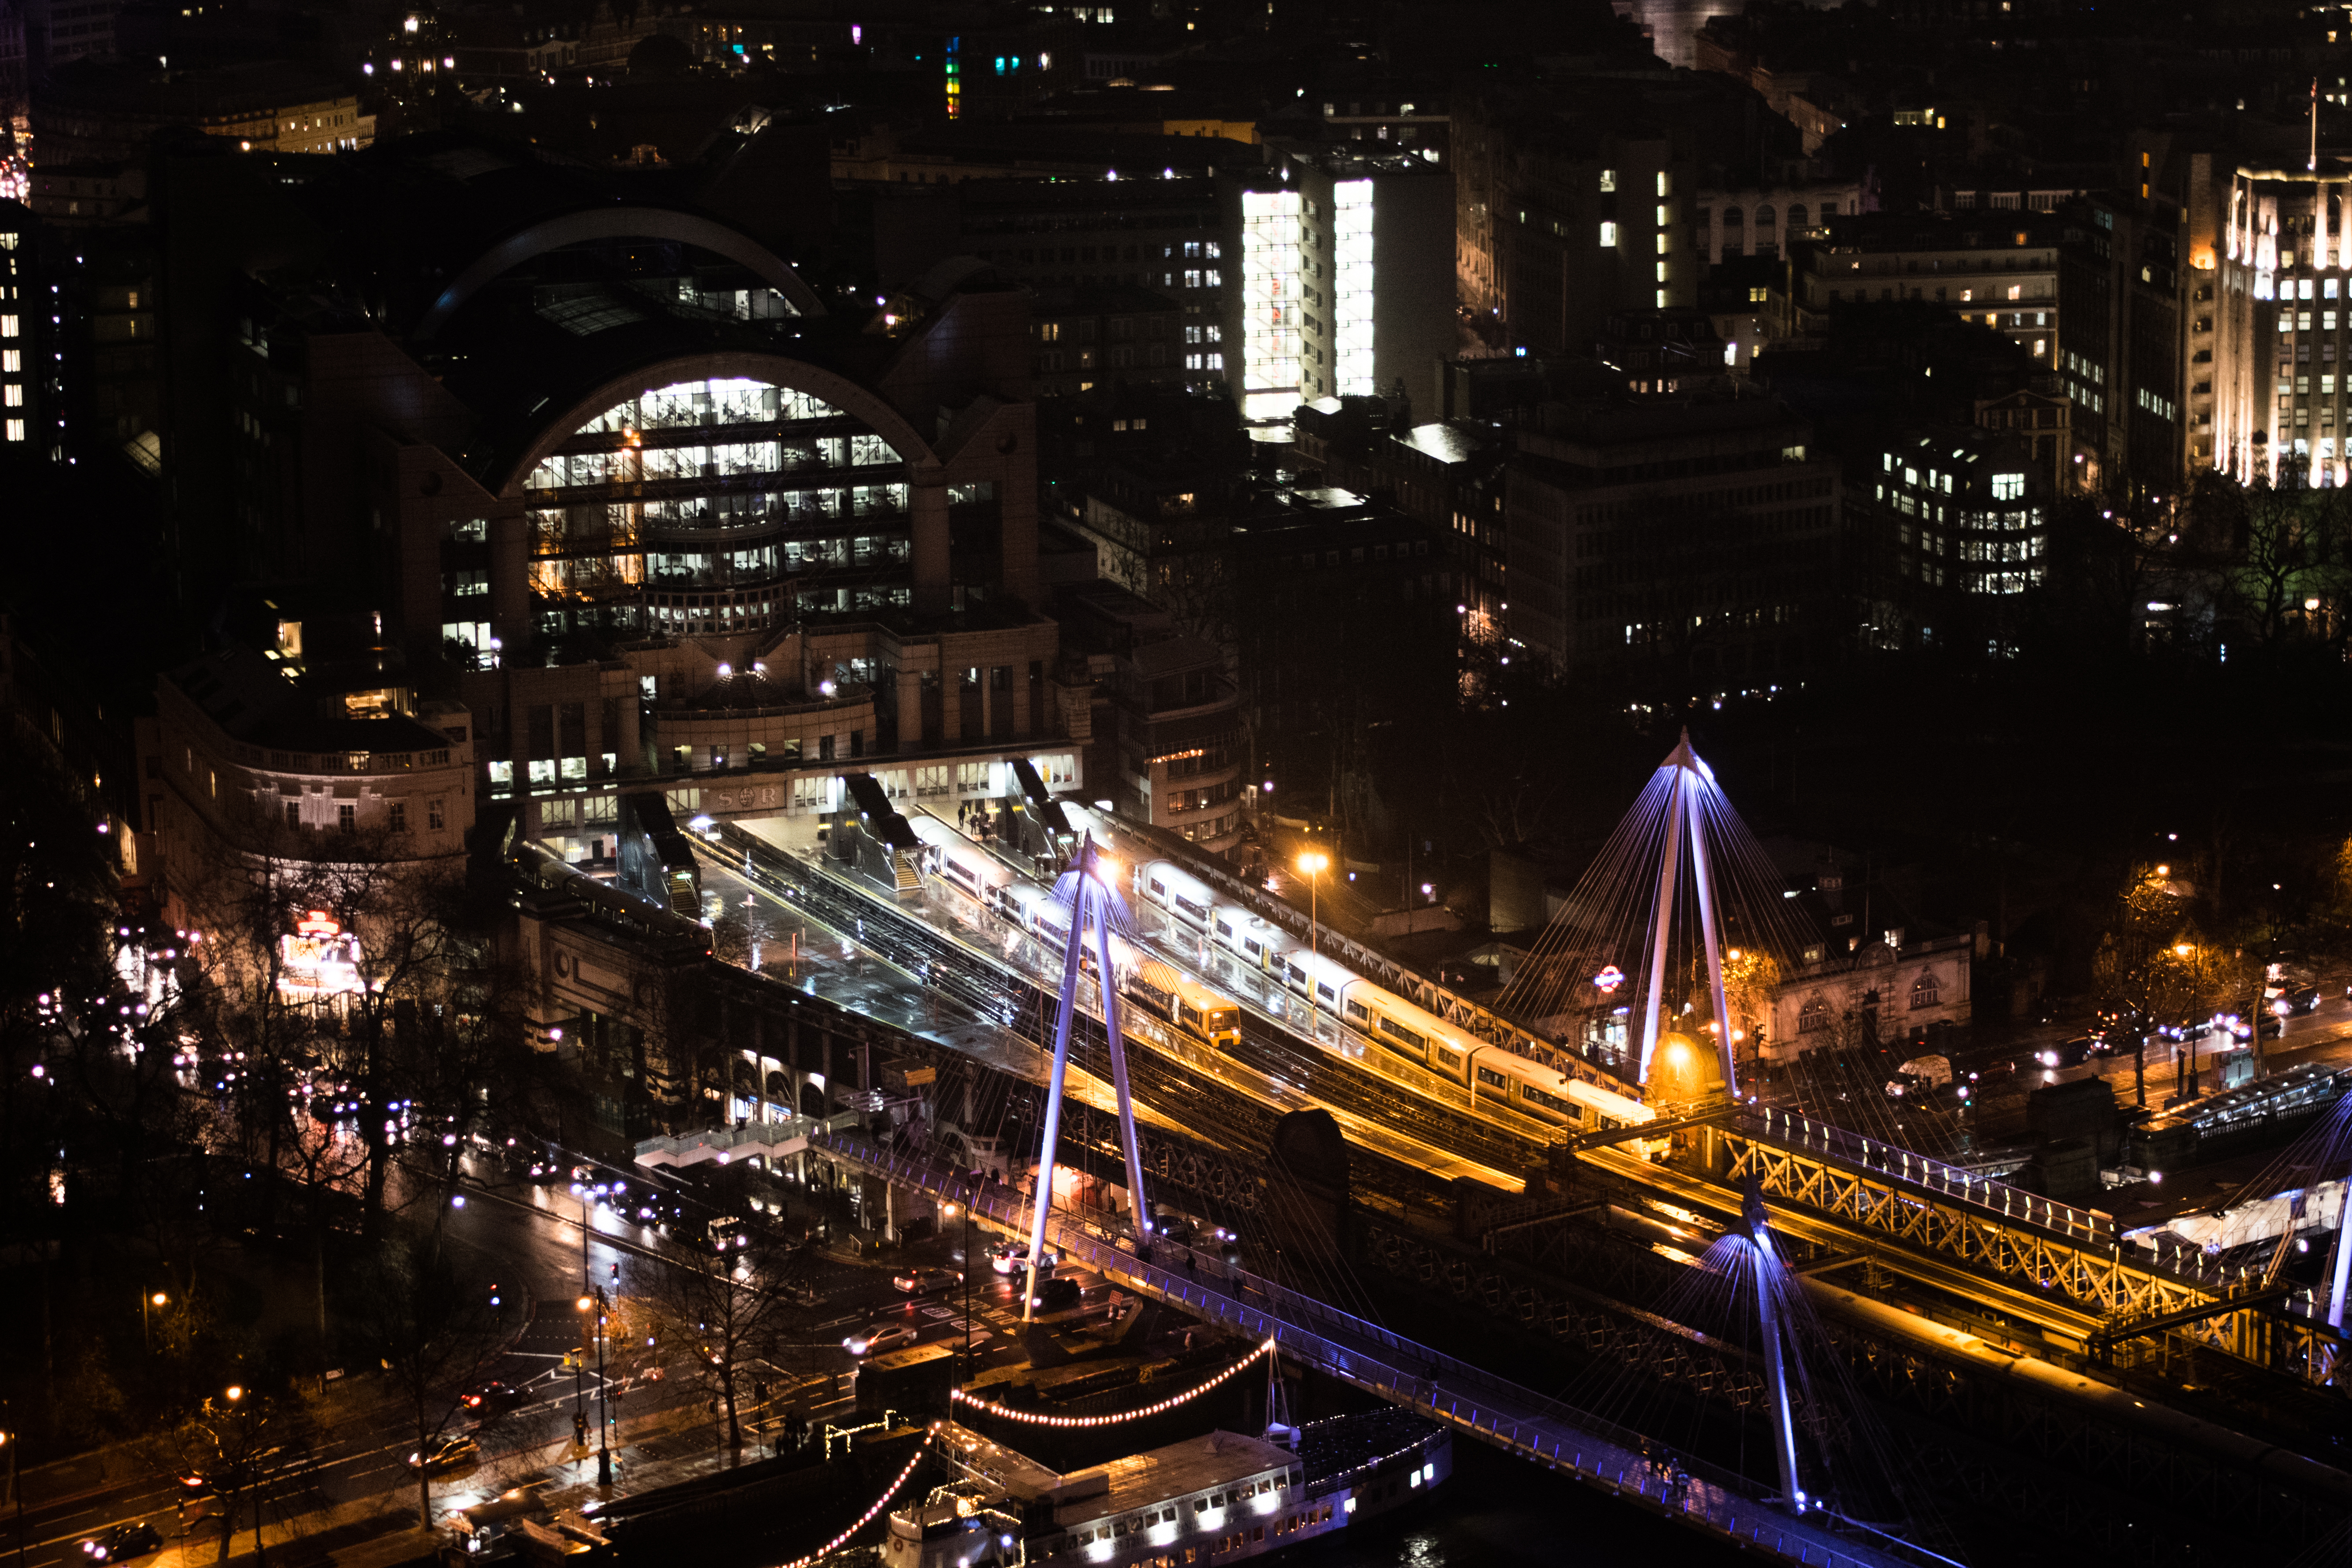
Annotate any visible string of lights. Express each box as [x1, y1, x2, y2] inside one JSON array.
[[770, 1430, 936, 1568], [949, 1338, 1278, 1428]]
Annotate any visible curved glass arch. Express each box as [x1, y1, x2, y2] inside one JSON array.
[[518, 376, 919, 641]]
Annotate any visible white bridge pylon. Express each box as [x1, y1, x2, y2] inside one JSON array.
[[1022, 832, 1153, 1321], [1637, 731, 1740, 1094]]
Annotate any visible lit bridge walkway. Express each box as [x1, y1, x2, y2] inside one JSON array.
[[811, 1129, 1951, 1568], [633, 1110, 866, 1171]]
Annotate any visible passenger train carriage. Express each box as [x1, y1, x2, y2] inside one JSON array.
[[1132, 858, 1648, 1135], [976, 855, 1240, 1052], [908, 814, 1016, 903]]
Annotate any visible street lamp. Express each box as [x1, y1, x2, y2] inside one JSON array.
[[1, 1419, 19, 1568], [1297, 851, 1329, 962], [142, 1291, 167, 1353], [574, 1292, 611, 1486]]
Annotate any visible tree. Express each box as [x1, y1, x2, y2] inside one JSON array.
[[146, 1387, 314, 1564], [338, 1231, 513, 1527], [634, 1237, 794, 1458], [1722, 946, 1782, 1073], [2191, 474, 2352, 652]]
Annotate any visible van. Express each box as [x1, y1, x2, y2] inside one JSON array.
[[1885, 1054, 1952, 1098]]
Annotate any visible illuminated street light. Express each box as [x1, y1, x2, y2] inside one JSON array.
[[1298, 851, 1330, 960]]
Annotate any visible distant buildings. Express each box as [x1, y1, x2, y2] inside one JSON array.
[[0, 199, 60, 459], [143, 610, 476, 944], [29, 60, 367, 163], [1848, 423, 2054, 656], [1452, 98, 1696, 359]]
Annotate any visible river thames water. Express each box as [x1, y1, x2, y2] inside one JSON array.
[[1310, 1437, 1746, 1568]]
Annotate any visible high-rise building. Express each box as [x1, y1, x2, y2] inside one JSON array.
[[0, 198, 62, 460], [2206, 156, 2352, 487], [2055, 132, 2230, 497], [1220, 144, 1453, 421]]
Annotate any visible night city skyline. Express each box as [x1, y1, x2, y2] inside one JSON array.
[[9, 2, 2352, 1566]]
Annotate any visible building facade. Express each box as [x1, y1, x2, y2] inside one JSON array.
[[1796, 212, 2063, 367], [1222, 144, 1454, 420], [1451, 96, 1698, 356], [1848, 425, 2053, 656], [1504, 382, 1843, 693]]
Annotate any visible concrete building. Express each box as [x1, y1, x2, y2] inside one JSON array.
[[1057, 581, 1244, 852], [1796, 211, 2063, 367], [0, 198, 62, 461], [1503, 370, 1842, 694], [143, 614, 476, 953], [2204, 156, 2352, 487], [1026, 283, 1186, 399], [852, 169, 1230, 390], [1451, 102, 1696, 360], [1694, 179, 1869, 265], [1848, 424, 2054, 657], [1222, 144, 1453, 421]]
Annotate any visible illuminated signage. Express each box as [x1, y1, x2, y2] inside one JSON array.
[[1593, 965, 1626, 993]]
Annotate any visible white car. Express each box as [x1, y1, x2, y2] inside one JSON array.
[[987, 1241, 1060, 1276]]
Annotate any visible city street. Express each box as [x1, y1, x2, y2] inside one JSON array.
[[0, 1149, 1121, 1568]]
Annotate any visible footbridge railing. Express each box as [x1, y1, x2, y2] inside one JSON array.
[[813, 1130, 1952, 1568]]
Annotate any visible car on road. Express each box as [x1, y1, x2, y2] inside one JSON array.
[[892, 1266, 960, 1295], [1024, 1276, 1082, 1313], [80, 1523, 163, 1562], [460, 1380, 522, 1414], [408, 1435, 482, 1473], [2037, 1037, 2105, 1070], [2227, 1010, 2286, 1042], [843, 1323, 916, 1357], [986, 1241, 1059, 1276], [2286, 985, 2324, 1014]]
